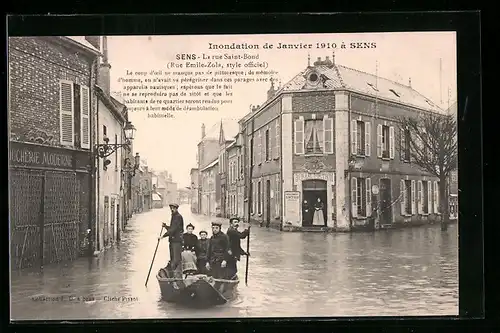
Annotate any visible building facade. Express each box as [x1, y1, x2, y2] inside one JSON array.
[[190, 168, 199, 213], [217, 120, 240, 218], [8, 36, 100, 268], [239, 56, 446, 232], [200, 159, 218, 216]]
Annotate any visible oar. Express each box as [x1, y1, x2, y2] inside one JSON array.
[[245, 226, 251, 286], [145, 225, 164, 287]]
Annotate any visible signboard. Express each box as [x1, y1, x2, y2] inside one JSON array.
[[9, 141, 91, 171], [284, 191, 301, 224], [372, 184, 379, 195]]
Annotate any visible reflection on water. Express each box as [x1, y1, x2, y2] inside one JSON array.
[[10, 205, 458, 319]]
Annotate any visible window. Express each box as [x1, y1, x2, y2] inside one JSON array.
[[257, 181, 262, 215], [351, 177, 371, 218], [251, 181, 256, 215], [304, 119, 324, 154], [114, 134, 118, 171], [257, 130, 262, 164], [265, 129, 270, 161], [433, 181, 440, 214], [274, 119, 280, 159], [240, 154, 244, 177], [417, 180, 430, 215], [59, 80, 90, 149], [400, 179, 412, 215], [324, 116, 334, 154], [351, 120, 371, 156], [377, 124, 394, 159], [400, 128, 410, 162]]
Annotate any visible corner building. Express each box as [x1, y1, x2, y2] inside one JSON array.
[[242, 56, 444, 232]]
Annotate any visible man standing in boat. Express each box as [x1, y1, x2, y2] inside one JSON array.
[[206, 221, 230, 280], [158, 203, 184, 280], [226, 217, 250, 278]]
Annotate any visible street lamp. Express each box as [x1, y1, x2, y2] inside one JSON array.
[[96, 121, 136, 159]]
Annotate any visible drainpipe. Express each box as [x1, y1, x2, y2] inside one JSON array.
[[347, 92, 353, 229]]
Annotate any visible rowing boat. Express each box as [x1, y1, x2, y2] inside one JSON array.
[[156, 264, 239, 308]]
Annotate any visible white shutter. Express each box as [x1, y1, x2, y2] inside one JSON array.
[[365, 178, 371, 217], [59, 80, 74, 146], [351, 177, 358, 218], [400, 128, 406, 161], [80, 85, 90, 149], [377, 124, 382, 158], [411, 180, 416, 215], [427, 181, 432, 214], [434, 181, 440, 214], [324, 116, 334, 154], [400, 180, 406, 215], [294, 118, 304, 155], [275, 119, 280, 158], [417, 180, 423, 214], [365, 121, 371, 156], [389, 126, 395, 159], [351, 120, 357, 155]]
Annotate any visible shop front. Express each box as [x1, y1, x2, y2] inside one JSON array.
[[9, 141, 92, 269]]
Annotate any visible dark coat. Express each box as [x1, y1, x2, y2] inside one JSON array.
[[226, 227, 249, 261], [182, 232, 198, 252], [197, 238, 210, 261], [162, 211, 184, 243], [207, 231, 230, 264]]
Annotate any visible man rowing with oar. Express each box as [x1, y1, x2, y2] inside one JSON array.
[[158, 203, 184, 287]]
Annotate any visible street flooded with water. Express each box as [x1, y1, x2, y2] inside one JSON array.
[[10, 204, 458, 320]]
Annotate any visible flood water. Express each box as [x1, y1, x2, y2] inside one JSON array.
[[10, 204, 458, 320]]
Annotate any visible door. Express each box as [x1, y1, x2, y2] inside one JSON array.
[[266, 180, 271, 227], [379, 178, 392, 225], [302, 180, 328, 227], [110, 198, 116, 243], [104, 196, 109, 247]]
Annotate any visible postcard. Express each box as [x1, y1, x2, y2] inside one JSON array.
[[8, 32, 458, 320]]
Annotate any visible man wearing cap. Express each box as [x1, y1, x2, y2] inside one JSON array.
[[158, 203, 184, 279], [226, 217, 250, 278], [206, 221, 230, 280]]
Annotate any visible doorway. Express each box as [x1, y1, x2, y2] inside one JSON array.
[[266, 180, 271, 227], [379, 178, 392, 225], [301, 179, 327, 227]]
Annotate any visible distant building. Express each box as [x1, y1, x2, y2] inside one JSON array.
[[200, 159, 218, 216], [190, 168, 199, 213]]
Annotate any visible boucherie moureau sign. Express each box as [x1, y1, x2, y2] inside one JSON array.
[[9, 141, 90, 170]]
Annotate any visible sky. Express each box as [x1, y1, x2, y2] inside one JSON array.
[[103, 32, 457, 188]]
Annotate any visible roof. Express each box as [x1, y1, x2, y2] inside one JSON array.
[[445, 100, 457, 116], [226, 140, 237, 150], [241, 62, 444, 121], [203, 119, 240, 141], [200, 158, 218, 172], [63, 36, 101, 54], [152, 193, 162, 201]]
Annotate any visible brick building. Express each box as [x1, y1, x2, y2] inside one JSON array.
[[239, 55, 446, 231], [8, 36, 100, 268]]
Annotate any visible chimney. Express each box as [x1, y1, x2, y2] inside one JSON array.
[[201, 123, 206, 138], [313, 57, 322, 66], [324, 56, 333, 67], [267, 78, 276, 100], [98, 36, 111, 96], [85, 36, 101, 50], [332, 51, 336, 66]]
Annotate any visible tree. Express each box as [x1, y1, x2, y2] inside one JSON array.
[[398, 109, 457, 230]]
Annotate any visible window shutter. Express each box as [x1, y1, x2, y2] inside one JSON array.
[[257, 130, 262, 164], [351, 177, 358, 218], [427, 181, 432, 214], [389, 126, 395, 159], [417, 180, 423, 214], [294, 118, 304, 155], [411, 180, 416, 215], [275, 119, 280, 158], [365, 178, 371, 217], [59, 80, 74, 146], [377, 124, 382, 158], [434, 181, 439, 214], [400, 180, 406, 215], [80, 85, 90, 149], [351, 120, 357, 155], [400, 128, 406, 161], [365, 121, 371, 156], [323, 116, 334, 154]]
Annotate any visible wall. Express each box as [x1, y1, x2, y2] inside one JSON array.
[[198, 139, 219, 169], [97, 99, 123, 249]]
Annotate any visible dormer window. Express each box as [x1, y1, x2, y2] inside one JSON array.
[[367, 82, 379, 92], [389, 89, 400, 97]]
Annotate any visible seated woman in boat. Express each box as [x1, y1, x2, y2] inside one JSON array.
[[181, 245, 199, 276], [196, 230, 210, 274]]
